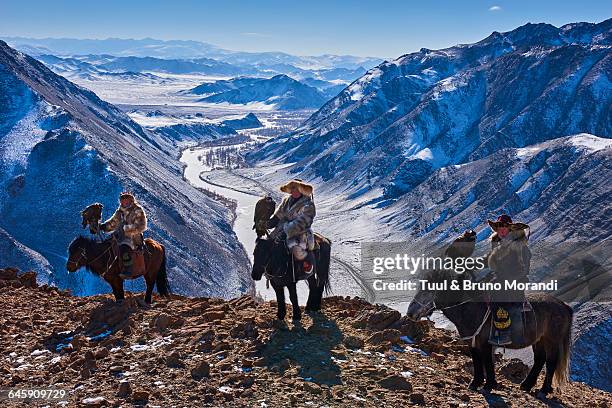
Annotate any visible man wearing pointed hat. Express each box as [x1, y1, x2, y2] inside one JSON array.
[[267, 179, 316, 270], [486, 214, 531, 345]]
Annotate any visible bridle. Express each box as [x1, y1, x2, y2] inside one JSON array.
[[68, 242, 115, 273], [255, 236, 289, 280], [67, 247, 88, 268], [412, 280, 485, 319]]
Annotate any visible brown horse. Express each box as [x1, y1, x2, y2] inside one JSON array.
[[66, 235, 170, 303], [406, 234, 573, 398]]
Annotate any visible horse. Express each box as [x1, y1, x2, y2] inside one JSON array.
[[252, 234, 331, 321], [66, 235, 170, 304], [406, 265, 573, 398]]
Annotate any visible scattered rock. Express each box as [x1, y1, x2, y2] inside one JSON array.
[[81, 396, 107, 406], [94, 347, 110, 360], [109, 365, 124, 374], [378, 374, 412, 391], [191, 360, 211, 380], [410, 392, 426, 404], [500, 358, 530, 383], [117, 380, 132, 397], [132, 389, 149, 402], [366, 328, 401, 345], [166, 350, 183, 367], [353, 307, 401, 330], [343, 335, 365, 349]]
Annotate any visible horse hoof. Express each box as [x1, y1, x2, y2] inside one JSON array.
[[536, 387, 552, 399], [468, 381, 483, 391], [520, 382, 534, 392], [483, 381, 499, 391]]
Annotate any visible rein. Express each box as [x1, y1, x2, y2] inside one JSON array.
[[69, 242, 116, 276]]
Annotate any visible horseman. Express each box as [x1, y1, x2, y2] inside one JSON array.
[[100, 192, 147, 279], [486, 213, 531, 345], [267, 179, 316, 271]]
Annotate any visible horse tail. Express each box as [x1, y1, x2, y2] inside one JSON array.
[[320, 239, 332, 295], [554, 303, 573, 387], [155, 246, 171, 297]]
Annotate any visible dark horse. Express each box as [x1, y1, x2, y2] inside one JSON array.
[[252, 235, 331, 321], [406, 261, 573, 397], [66, 236, 170, 304]]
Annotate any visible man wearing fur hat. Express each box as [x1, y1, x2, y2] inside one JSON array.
[[100, 192, 147, 279], [486, 214, 531, 345], [267, 179, 316, 271]]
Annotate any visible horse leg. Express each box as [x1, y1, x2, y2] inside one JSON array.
[[144, 274, 154, 304], [482, 343, 499, 391], [305, 276, 316, 313], [521, 341, 546, 391], [107, 274, 125, 302], [272, 282, 286, 320], [538, 344, 558, 396], [287, 283, 301, 321], [468, 347, 485, 390]]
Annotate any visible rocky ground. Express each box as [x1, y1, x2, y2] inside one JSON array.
[[0, 268, 610, 408]]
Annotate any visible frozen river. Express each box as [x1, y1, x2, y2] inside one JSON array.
[[180, 146, 313, 303]]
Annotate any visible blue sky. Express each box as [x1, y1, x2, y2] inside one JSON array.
[[1, 0, 610, 57]]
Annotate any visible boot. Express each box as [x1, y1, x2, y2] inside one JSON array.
[[119, 250, 134, 280], [489, 328, 512, 346]]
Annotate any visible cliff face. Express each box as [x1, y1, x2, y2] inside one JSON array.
[[1, 269, 610, 407]]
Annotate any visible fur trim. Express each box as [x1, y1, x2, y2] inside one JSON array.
[[280, 179, 313, 196], [490, 228, 528, 244], [487, 219, 530, 232]]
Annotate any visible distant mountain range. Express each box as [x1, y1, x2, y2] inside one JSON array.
[[1, 36, 382, 76], [0, 40, 251, 298]]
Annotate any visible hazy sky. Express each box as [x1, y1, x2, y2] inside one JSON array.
[[1, 0, 610, 58]]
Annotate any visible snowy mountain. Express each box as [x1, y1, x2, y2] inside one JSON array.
[[201, 74, 328, 110], [0, 40, 251, 298], [251, 19, 611, 201], [221, 113, 263, 130], [187, 77, 263, 96]]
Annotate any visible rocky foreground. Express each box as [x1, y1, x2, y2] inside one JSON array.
[[0, 268, 610, 408]]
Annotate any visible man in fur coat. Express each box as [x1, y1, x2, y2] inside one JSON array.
[[486, 214, 531, 345], [267, 179, 316, 270], [100, 192, 147, 279]]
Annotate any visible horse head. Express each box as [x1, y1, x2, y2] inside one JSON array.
[[66, 236, 92, 272], [406, 268, 466, 320], [252, 236, 288, 280]]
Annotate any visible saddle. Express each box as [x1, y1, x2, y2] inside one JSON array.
[[489, 301, 536, 347], [110, 236, 146, 279]]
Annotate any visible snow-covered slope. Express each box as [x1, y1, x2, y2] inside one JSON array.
[[221, 113, 263, 130], [187, 77, 263, 96], [201, 74, 328, 110], [0, 40, 251, 298], [250, 19, 611, 198]]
